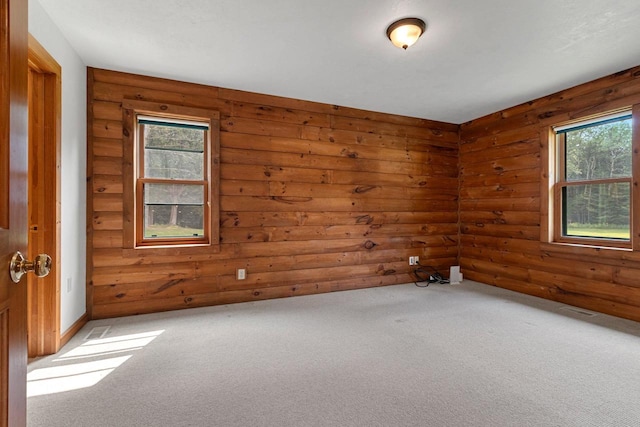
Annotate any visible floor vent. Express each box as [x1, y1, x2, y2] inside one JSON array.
[[84, 325, 111, 340], [560, 306, 598, 317]]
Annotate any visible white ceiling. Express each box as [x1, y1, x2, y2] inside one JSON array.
[[38, 0, 640, 124]]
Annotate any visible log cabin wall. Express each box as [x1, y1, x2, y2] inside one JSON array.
[[459, 66, 640, 322], [88, 68, 460, 319]]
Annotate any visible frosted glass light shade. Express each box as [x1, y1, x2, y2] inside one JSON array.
[[386, 18, 426, 50]]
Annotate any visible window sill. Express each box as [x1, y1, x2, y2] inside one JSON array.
[[122, 243, 220, 258], [540, 241, 640, 265]]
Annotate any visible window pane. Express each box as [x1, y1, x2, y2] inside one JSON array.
[[564, 117, 632, 181], [143, 123, 204, 180], [563, 182, 630, 240], [143, 183, 204, 239]]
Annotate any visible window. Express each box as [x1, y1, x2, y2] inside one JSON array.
[[123, 101, 220, 249], [138, 116, 209, 244], [550, 109, 638, 249]]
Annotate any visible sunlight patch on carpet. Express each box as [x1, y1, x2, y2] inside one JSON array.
[[27, 330, 164, 397]]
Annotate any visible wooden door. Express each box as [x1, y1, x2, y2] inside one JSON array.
[[1, 0, 29, 426]]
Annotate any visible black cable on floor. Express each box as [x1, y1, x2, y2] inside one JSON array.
[[412, 263, 450, 288]]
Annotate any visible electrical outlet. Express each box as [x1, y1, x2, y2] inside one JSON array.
[[236, 268, 246, 280], [414, 256, 419, 265], [409, 256, 418, 266]]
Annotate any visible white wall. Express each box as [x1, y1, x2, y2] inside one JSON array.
[[29, 0, 87, 333]]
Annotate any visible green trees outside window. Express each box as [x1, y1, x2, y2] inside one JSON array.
[[138, 119, 209, 241], [558, 115, 632, 240]]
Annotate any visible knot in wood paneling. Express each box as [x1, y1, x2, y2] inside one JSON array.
[[354, 185, 378, 194], [355, 215, 374, 225], [363, 240, 378, 250]]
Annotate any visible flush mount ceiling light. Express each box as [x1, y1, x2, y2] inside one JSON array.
[[386, 17, 426, 50]]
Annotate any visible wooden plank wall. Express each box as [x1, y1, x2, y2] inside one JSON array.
[[88, 68, 459, 318], [459, 66, 640, 322]]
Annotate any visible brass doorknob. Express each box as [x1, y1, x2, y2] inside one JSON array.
[[9, 251, 52, 283]]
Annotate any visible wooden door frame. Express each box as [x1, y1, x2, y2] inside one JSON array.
[[27, 34, 61, 357]]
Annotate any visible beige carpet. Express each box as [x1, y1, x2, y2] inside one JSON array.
[[28, 281, 640, 426]]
